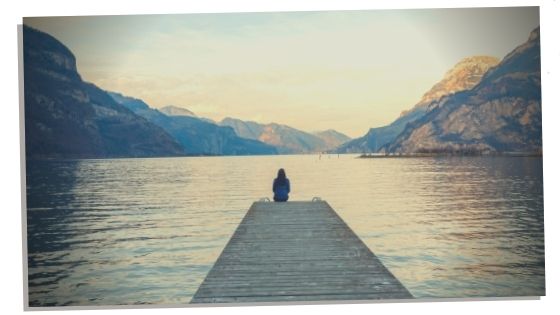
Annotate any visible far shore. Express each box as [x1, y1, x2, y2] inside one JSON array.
[[24, 151, 544, 162], [357, 152, 543, 158]]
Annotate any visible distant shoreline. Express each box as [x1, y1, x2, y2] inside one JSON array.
[[25, 152, 338, 161], [25, 151, 544, 162], [357, 152, 543, 159]]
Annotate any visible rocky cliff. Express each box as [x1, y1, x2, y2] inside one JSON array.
[[337, 56, 500, 153], [385, 27, 541, 154], [23, 25, 185, 159]]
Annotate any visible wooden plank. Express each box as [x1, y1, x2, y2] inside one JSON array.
[[190, 200, 413, 303]]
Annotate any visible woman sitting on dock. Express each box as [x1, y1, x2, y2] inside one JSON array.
[[273, 168, 290, 202]]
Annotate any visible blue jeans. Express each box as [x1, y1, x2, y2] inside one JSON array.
[[273, 195, 288, 202]]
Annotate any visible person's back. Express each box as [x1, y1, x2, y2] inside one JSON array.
[[273, 168, 290, 202]]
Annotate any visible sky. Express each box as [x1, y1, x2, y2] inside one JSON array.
[[24, 7, 539, 138]]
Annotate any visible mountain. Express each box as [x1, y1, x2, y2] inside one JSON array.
[[109, 93, 277, 155], [312, 130, 351, 149], [159, 105, 196, 117], [401, 56, 501, 116], [23, 25, 185, 159], [219, 118, 347, 153], [385, 27, 541, 154], [220, 118, 264, 140], [257, 123, 324, 153], [159, 105, 215, 123], [335, 108, 426, 153], [336, 55, 500, 153]]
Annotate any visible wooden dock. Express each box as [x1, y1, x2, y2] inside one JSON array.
[[190, 200, 413, 304]]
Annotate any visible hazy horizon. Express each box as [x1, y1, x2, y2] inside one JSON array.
[[24, 7, 539, 138]]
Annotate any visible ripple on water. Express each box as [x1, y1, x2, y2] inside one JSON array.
[[26, 155, 544, 305]]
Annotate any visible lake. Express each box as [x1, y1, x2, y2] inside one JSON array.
[[25, 155, 545, 306]]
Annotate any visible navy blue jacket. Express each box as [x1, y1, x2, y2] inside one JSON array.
[[273, 178, 290, 201]]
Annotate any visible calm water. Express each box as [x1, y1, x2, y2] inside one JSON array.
[[25, 155, 545, 306]]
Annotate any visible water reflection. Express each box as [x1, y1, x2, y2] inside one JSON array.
[[327, 156, 544, 298], [26, 155, 544, 305]]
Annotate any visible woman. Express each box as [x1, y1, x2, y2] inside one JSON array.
[[272, 168, 290, 202]]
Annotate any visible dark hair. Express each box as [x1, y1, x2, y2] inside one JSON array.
[[276, 168, 287, 185]]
